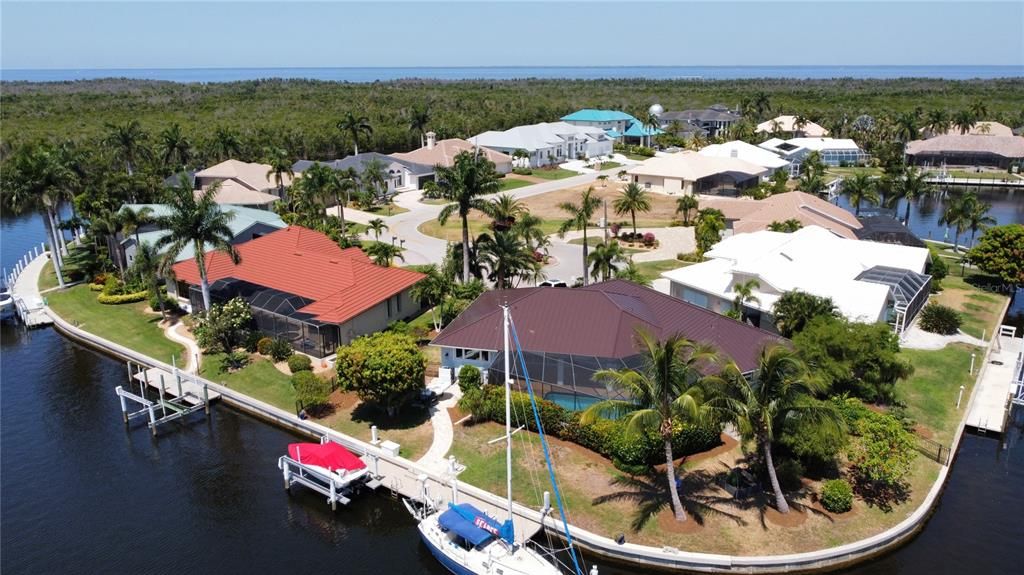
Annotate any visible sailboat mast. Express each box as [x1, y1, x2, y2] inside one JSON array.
[[502, 304, 514, 530]]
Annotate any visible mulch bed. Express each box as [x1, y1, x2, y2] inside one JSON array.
[[448, 406, 468, 424], [764, 506, 808, 528], [330, 390, 361, 410], [656, 509, 706, 534]]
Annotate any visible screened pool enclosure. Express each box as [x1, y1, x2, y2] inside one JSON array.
[[485, 351, 648, 410], [856, 265, 932, 334]]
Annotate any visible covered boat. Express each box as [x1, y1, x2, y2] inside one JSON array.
[[287, 441, 368, 485]]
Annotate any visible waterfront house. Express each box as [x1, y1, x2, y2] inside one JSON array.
[[854, 216, 927, 248], [560, 109, 665, 147], [432, 279, 783, 408], [170, 226, 424, 357], [755, 115, 829, 138], [759, 137, 868, 174], [930, 121, 1015, 138], [698, 140, 791, 173], [626, 151, 769, 196], [469, 121, 613, 167], [391, 132, 514, 174], [698, 191, 863, 239], [661, 225, 931, 334], [658, 105, 741, 138], [194, 159, 288, 206], [905, 134, 1024, 169]]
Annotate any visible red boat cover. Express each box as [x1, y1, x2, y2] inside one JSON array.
[[288, 442, 366, 472]]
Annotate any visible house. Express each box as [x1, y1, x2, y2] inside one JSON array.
[[292, 153, 434, 198], [661, 226, 931, 334], [195, 159, 290, 206], [626, 151, 769, 196], [469, 122, 614, 167], [905, 134, 1024, 169], [755, 115, 829, 138], [855, 216, 927, 248], [170, 226, 424, 357], [759, 137, 868, 173], [698, 191, 863, 239], [432, 279, 784, 407], [560, 109, 665, 147], [933, 121, 1015, 138], [659, 105, 741, 138], [120, 203, 286, 267], [391, 132, 513, 174], [698, 140, 790, 173]]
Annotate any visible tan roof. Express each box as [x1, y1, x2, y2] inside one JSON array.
[[755, 115, 829, 137], [392, 138, 513, 168], [906, 135, 1024, 158], [700, 191, 862, 239], [939, 121, 1014, 137], [196, 159, 292, 192], [627, 151, 769, 181], [196, 179, 279, 206]]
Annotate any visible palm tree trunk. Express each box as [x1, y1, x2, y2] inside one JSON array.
[[664, 439, 687, 521], [199, 268, 211, 312], [581, 226, 589, 287], [461, 214, 471, 283], [904, 200, 912, 226], [763, 439, 790, 514], [42, 208, 66, 289], [152, 278, 167, 322]]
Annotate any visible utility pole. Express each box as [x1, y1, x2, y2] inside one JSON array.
[[603, 199, 609, 243]]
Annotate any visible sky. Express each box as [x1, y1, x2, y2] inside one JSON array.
[[1, 1, 1022, 69]]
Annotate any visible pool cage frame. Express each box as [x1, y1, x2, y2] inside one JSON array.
[[485, 350, 646, 410], [855, 265, 932, 335]]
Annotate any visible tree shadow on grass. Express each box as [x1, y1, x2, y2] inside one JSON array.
[[350, 401, 431, 431], [703, 459, 833, 530], [592, 469, 745, 533], [851, 476, 911, 513]]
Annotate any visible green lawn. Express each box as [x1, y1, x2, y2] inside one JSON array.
[[623, 153, 653, 161], [899, 343, 981, 444], [499, 178, 532, 191], [567, 237, 643, 253], [933, 273, 1008, 340], [46, 284, 185, 363], [633, 259, 688, 282], [943, 170, 1017, 181], [529, 168, 578, 180], [201, 353, 297, 411], [38, 260, 62, 291], [360, 203, 409, 216], [321, 400, 434, 460], [825, 166, 883, 178], [419, 197, 453, 205]]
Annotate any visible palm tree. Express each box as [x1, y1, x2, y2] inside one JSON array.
[[159, 123, 192, 170], [842, 173, 879, 216], [894, 112, 919, 143], [557, 186, 602, 286], [265, 148, 294, 199], [616, 169, 628, 182], [153, 176, 240, 311], [511, 212, 549, 255], [212, 127, 242, 161], [102, 119, 151, 176], [703, 346, 840, 514], [752, 91, 772, 118], [483, 193, 527, 232], [792, 115, 809, 137], [924, 109, 950, 137], [90, 208, 129, 279], [889, 166, 932, 226], [969, 101, 988, 121], [408, 106, 431, 148], [338, 112, 373, 155], [614, 260, 651, 287], [695, 208, 726, 255], [131, 241, 173, 322], [588, 241, 627, 282], [582, 331, 718, 522], [963, 193, 996, 247], [365, 241, 404, 267], [614, 183, 652, 237], [952, 109, 976, 135], [597, 174, 609, 188], [367, 218, 388, 241], [297, 162, 339, 227], [643, 113, 661, 148], [797, 151, 826, 194], [477, 231, 538, 289], [409, 264, 449, 332], [730, 279, 761, 320], [360, 157, 389, 204], [675, 195, 699, 226], [119, 205, 154, 246], [940, 194, 971, 252], [436, 152, 502, 282]]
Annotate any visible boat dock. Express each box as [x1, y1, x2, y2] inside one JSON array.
[[117, 361, 220, 435], [6, 246, 54, 328], [966, 326, 1024, 434], [924, 175, 1024, 188]]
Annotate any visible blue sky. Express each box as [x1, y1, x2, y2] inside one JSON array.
[[2, 1, 1022, 69]]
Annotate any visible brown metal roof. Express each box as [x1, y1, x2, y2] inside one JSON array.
[[432, 279, 785, 372]]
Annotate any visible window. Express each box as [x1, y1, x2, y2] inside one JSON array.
[[387, 298, 393, 318], [395, 294, 401, 313], [456, 348, 463, 359]]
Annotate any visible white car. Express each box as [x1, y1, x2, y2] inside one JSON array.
[[538, 279, 568, 288]]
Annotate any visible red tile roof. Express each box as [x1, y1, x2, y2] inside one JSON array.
[[172, 226, 424, 324], [432, 279, 785, 372]]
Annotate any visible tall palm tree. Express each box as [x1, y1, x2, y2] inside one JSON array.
[[940, 194, 971, 252], [436, 152, 502, 282], [557, 186, 602, 286], [367, 217, 388, 241], [360, 157, 389, 204], [889, 166, 932, 226], [483, 193, 527, 232], [153, 176, 240, 311], [643, 112, 661, 148], [102, 119, 151, 176], [842, 173, 879, 216], [894, 112, 920, 143], [408, 106, 431, 148], [159, 123, 192, 170], [212, 127, 242, 161], [614, 183, 652, 237], [703, 346, 840, 514], [90, 208, 129, 279], [119, 205, 154, 246], [731, 279, 761, 318], [510, 212, 549, 255], [952, 109, 976, 135], [752, 91, 772, 118], [338, 112, 373, 155], [924, 109, 951, 137], [131, 241, 173, 322], [675, 195, 699, 226], [792, 115, 809, 137], [477, 231, 538, 289], [797, 151, 826, 194], [265, 148, 294, 199], [582, 331, 718, 522], [297, 162, 338, 227], [409, 264, 449, 331], [968, 101, 988, 121], [964, 194, 996, 247], [588, 241, 627, 282]]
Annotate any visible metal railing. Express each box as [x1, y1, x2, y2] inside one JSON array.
[[915, 437, 952, 466]]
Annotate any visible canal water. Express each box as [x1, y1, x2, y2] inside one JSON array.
[[2, 195, 1022, 574]]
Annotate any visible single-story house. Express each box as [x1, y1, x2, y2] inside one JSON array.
[[661, 225, 931, 334], [432, 279, 784, 408], [659, 105, 741, 138], [195, 159, 290, 206], [469, 122, 614, 167], [932, 121, 1015, 138], [121, 203, 286, 267], [755, 115, 829, 138], [391, 132, 513, 174], [759, 137, 868, 173], [905, 135, 1024, 169], [292, 153, 434, 198], [170, 226, 424, 357], [699, 191, 863, 239], [626, 151, 769, 196], [698, 140, 791, 173], [855, 216, 927, 248]]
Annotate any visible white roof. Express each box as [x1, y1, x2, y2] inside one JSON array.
[[699, 140, 789, 170], [468, 122, 609, 152], [755, 115, 829, 137], [786, 137, 862, 152], [626, 151, 770, 181], [662, 226, 929, 324]]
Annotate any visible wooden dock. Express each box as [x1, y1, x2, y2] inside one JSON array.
[[966, 327, 1023, 434], [131, 365, 222, 406]]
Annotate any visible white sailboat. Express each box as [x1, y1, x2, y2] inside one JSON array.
[[408, 305, 590, 575]]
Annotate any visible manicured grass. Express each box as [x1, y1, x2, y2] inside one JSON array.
[[406, 307, 438, 333], [499, 178, 532, 192], [419, 197, 453, 205], [595, 161, 622, 170], [37, 260, 61, 291], [201, 353, 297, 411], [633, 259, 689, 282], [363, 203, 409, 216], [46, 284, 185, 363], [623, 153, 653, 161], [529, 168, 578, 180], [899, 343, 981, 444], [825, 166, 883, 177], [932, 274, 1008, 340]]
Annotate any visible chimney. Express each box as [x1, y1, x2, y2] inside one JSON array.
[[426, 131, 436, 149], [730, 149, 738, 158]]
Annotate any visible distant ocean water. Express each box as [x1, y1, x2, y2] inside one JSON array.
[[2, 65, 1022, 83]]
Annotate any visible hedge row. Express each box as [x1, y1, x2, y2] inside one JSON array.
[[468, 385, 718, 468], [97, 290, 149, 304]]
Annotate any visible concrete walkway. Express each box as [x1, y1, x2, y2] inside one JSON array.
[[901, 325, 987, 350], [164, 321, 202, 373], [416, 379, 462, 474], [967, 332, 1023, 433]]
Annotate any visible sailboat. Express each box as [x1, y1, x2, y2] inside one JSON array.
[[407, 305, 592, 575]]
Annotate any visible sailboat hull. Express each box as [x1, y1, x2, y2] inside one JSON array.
[[418, 528, 477, 575]]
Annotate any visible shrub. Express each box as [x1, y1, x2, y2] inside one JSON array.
[[386, 320, 411, 335], [88, 282, 104, 292], [775, 458, 805, 492], [610, 222, 621, 237], [97, 290, 148, 304], [458, 365, 482, 393], [633, 146, 656, 157], [287, 354, 313, 373], [243, 331, 264, 353], [292, 371, 331, 409], [642, 232, 656, 247], [512, 168, 533, 176], [927, 248, 948, 287], [335, 332, 426, 416], [676, 251, 703, 262], [820, 479, 854, 513], [256, 337, 274, 356], [919, 303, 961, 335], [268, 338, 294, 362], [220, 350, 250, 373], [850, 411, 917, 489], [193, 297, 254, 353]]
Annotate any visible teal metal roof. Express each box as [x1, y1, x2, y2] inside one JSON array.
[[561, 109, 638, 123], [605, 129, 624, 139], [622, 120, 665, 137], [121, 204, 286, 262]]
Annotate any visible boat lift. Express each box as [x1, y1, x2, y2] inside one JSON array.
[[278, 435, 383, 511], [115, 361, 211, 435]]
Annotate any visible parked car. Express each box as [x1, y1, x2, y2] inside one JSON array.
[[538, 279, 568, 287]]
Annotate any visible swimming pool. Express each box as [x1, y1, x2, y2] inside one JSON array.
[[543, 392, 603, 412]]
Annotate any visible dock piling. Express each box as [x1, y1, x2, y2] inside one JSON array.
[[117, 386, 129, 424]]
